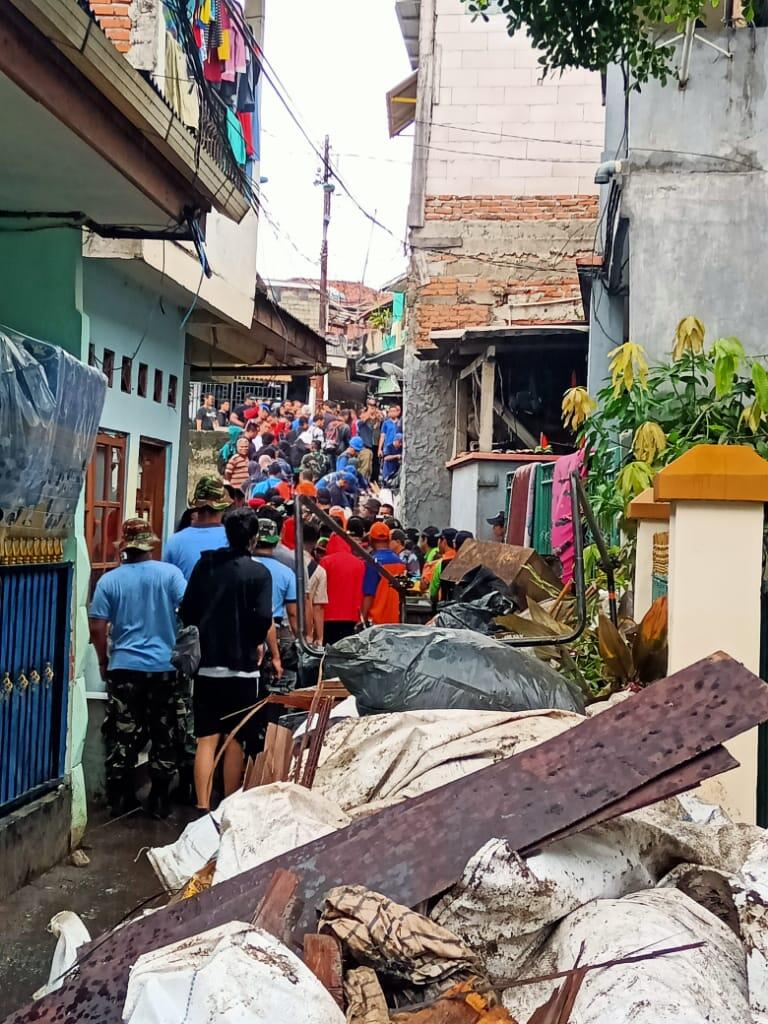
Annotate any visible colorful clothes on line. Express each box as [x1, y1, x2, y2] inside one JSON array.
[[550, 448, 587, 585]]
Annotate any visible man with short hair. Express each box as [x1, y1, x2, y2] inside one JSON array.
[[418, 526, 441, 593], [362, 522, 406, 626], [252, 509, 299, 692], [390, 529, 420, 576], [216, 399, 231, 429], [90, 519, 187, 818], [195, 393, 217, 431], [429, 528, 458, 605], [378, 403, 402, 460], [230, 395, 258, 428], [164, 477, 231, 579], [180, 507, 274, 810], [301, 521, 328, 646]]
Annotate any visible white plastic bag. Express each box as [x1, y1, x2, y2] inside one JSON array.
[[147, 806, 223, 892], [122, 922, 345, 1024], [33, 911, 91, 999]]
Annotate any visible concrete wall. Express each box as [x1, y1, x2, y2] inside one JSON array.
[[614, 29, 768, 365], [401, 350, 454, 528], [430, 1, 604, 196]]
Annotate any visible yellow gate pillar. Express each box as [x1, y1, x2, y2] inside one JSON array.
[[655, 444, 768, 822], [627, 488, 670, 620]]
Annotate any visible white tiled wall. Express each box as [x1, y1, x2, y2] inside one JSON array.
[[427, 5, 604, 196]]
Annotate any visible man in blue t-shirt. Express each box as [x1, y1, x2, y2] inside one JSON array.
[[377, 403, 402, 467], [251, 509, 298, 692], [89, 518, 187, 818], [164, 476, 232, 579]]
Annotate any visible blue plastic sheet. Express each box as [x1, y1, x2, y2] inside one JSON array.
[[0, 329, 106, 533]]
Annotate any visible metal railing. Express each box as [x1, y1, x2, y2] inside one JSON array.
[[0, 564, 73, 813]]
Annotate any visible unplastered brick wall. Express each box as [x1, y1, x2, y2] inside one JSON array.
[[410, 193, 597, 347], [88, 0, 133, 52]]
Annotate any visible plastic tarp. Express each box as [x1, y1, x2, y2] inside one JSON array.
[[147, 783, 350, 892], [502, 889, 751, 1024], [312, 708, 584, 817], [325, 625, 585, 716], [122, 922, 345, 1024], [0, 328, 105, 532], [432, 795, 763, 987], [212, 783, 351, 885]]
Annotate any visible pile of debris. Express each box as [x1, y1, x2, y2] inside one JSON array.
[[10, 650, 768, 1024]]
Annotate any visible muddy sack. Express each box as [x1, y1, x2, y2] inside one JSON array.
[[325, 624, 585, 715]]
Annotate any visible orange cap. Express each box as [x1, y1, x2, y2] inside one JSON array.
[[369, 522, 391, 541]]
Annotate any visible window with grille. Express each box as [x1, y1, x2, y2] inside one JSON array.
[[103, 349, 115, 388], [121, 356, 132, 394], [154, 369, 163, 403], [137, 362, 148, 398]]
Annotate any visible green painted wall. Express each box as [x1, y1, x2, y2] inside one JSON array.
[[0, 229, 87, 358], [0, 227, 90, 845]]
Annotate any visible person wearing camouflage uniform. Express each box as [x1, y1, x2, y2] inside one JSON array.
[[90, 519, 187, 818]]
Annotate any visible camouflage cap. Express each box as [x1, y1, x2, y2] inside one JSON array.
[[117, 518, 160, 552], [256, 517, 280, 546], [190, 475, 232, 511]]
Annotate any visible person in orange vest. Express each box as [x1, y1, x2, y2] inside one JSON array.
[[361, 522, 406, 626]]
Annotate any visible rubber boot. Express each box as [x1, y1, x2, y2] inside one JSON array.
[[147, 777, 172, 820]]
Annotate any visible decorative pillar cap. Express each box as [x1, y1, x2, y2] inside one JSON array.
[[627, 487, 670, 522], [654, 444, 768, 503]]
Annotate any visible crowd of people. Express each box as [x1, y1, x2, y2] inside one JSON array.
[[88, 439, 480, 822], [196, 393, 404, 490]]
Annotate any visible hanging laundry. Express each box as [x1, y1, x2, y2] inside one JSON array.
[[550, 448, 587, 585]]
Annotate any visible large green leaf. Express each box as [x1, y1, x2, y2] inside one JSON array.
[[753, 363, 768, 412]]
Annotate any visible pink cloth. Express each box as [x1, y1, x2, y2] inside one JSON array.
[[550, 449, 587, 585]]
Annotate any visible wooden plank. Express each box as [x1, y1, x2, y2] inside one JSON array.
[[252, 869, 300, 942], [262, 723, 294, 784], [244, 751, 267, 790], [303, 934, 344, 1009], [13, 654, 768, 1024]]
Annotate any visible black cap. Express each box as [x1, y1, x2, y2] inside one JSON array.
[[405, 527, 420, 543], [455, 530, 474, 550], [316, 488, 331, 505], [421, 525, 439, 541], [486, 511, 506, 527], [439, 527, 458, 545]]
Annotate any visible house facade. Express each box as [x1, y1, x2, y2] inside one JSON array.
[[392, 0, 604, 527], [0, 0, 324, 894]]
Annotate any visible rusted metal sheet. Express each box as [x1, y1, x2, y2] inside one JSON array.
[[10, 653, 768, 1024], [440, 539, 560, 604]]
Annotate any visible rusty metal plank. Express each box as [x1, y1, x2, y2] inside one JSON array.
[[10, 653, 768, 1024], [519, 744, 738, 856]]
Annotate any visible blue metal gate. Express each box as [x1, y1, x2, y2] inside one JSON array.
[[0, 563, 73, 813]]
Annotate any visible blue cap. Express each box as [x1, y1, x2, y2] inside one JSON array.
[[350, 437, 364, 451], [342, 471, 358, 485]]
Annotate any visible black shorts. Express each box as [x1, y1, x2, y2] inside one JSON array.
[[193, 674, 261, 740]]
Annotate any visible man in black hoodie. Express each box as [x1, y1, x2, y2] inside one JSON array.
[[181, 507, 273, 810]]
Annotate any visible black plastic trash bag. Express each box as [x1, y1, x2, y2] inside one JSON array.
[[432, 591, 513, 634], [325, 624, 584, 716], [453, 565, 512, 604]]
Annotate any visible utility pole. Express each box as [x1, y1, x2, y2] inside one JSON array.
[[318, 134, 333, 336], [312, 134, 334, 414]]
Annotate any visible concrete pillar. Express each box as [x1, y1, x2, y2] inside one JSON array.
[[627, 488, 669, 620], [452, 376, 469, 460], [654, 444, 768, 823]]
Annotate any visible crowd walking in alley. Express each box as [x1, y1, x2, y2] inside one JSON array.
[[89, 395, 478, 818]]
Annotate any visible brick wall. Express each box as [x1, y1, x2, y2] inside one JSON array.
[[88, 0, 133, 53], [410, 193, 597, 347]]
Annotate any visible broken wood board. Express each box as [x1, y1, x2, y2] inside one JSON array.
[[12, 653, 767, 1024]]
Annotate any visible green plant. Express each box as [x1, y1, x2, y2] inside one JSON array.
[[570, 318, 768, 536], [367, 308, 392, 332], [460, 0, 752, 86]]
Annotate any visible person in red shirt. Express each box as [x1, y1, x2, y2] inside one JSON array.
[[361, 522, 406, 626], [320, 532, 365, 645]]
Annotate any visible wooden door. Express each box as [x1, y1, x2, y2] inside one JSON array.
[[136, 439, 168, 554], [85, 431, 127, 593]]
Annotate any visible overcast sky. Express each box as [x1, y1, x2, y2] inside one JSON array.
[[256, 0, 414, 291]]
